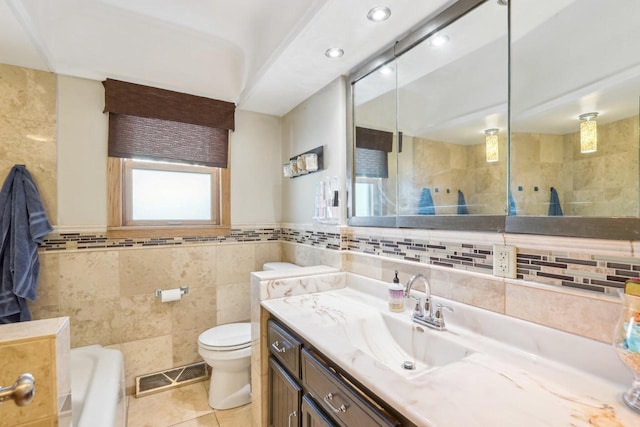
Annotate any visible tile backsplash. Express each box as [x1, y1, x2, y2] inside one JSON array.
[[41, 225, 640, 296]]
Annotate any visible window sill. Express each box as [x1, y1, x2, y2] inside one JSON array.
[[106, 225, 231, 239]]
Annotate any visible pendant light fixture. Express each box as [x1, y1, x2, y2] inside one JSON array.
[[579, 112, 598, 153], [485, 128, 499, 162]]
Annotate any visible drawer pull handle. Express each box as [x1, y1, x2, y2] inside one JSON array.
[[271, 340, 287, 353], [288, 410, 297, 427], [323, 392, 348, 413]]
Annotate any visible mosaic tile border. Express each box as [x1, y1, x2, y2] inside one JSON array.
[[40, 227, 281, 251], [280, 228, 346, 251], [347, 233, 494, 275], [347, 232, 640, 295], [39, 225, 640, 295]]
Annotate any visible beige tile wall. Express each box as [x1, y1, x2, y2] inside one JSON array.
[[0, 63, 57, 223], [511, 115, 639, 216], [410, 134, 507, 215], [31, 242, 282, 394], [338, 250, 620, 344]]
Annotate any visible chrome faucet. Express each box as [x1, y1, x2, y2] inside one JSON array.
[[404, 273, 453, 331]]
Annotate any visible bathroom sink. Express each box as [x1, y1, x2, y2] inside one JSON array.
[[343, 310, 473, 377]]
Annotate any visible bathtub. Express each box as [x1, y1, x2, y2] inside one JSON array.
[[70, 345, 127, 427]]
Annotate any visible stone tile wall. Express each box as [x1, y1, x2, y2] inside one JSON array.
[[32, 240, 282, 394]]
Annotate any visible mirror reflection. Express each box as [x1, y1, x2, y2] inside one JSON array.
[[352, 0, 508, 219], [396, 0, 507, 216], [353, 59, 398, 218], [510, 0, 640, 217]]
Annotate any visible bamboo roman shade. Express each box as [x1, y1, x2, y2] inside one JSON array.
[[355, 127, 392, 178], [103, 79, 235, 168], [355, 127, 393, 152]]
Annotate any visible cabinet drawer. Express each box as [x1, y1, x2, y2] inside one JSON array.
[[301, 349, 399, 427], [268, 320, 302, 379], [302, 395, 338, 427]]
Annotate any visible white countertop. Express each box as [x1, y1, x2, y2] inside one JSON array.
[[262, 280, 640, 427]]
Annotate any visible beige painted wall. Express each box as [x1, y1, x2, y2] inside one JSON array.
[[281, 77, 347, 224], [56, 75, 284, 227], [57, 75, 108, 228]]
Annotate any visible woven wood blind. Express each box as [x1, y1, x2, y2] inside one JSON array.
[[355, 127, 393, 152], [104, 79, 235, 168]]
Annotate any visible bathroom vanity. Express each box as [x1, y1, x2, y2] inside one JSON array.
[[255, 270, 640, 426]]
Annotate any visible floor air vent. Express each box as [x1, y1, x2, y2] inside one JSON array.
[[135, 362, 209, 397]]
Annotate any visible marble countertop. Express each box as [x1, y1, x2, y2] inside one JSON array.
[[262, 284, 640, 427]]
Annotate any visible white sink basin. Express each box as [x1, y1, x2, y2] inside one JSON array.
[[343, 310, 473, 377]]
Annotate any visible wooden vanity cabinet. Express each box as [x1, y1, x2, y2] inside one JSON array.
[[267, 318, 411, 427], [269, 357, 302, 427]]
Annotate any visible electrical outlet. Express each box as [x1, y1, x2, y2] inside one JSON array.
[[493, 244, 517, 278]]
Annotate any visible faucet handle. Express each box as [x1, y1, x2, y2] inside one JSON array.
[[435, 303, 453, 318], [407, 295, 424, 318]]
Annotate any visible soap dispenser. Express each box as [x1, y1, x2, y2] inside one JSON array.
[[388, 271, 404, 312]]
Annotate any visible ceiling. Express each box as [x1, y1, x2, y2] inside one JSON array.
[[0, 0, 456, 116], [354, 0, 640, 145]]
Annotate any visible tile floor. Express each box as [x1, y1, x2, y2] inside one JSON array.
[[126, 381, 253, 427]]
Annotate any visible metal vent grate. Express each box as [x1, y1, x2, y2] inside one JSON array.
[[135, 362, 208, 397]]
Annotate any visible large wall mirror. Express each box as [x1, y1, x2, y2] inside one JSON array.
[[349, 0, 640, 239], [350, 0, 507, 230], [507, 0, 640, 238]]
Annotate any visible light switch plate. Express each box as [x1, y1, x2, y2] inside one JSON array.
[[493, 244, 517, 278]]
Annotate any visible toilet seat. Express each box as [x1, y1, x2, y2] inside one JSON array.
[[198, 323, 251, 352]]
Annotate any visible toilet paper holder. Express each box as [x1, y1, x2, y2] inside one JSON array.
[[154, 286, 189, 298]]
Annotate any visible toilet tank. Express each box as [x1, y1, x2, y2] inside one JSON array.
[[262, 262, 301, 271]]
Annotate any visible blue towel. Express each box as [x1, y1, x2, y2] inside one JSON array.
[[548, 187, 563, 216], [508, 192, 517, 215], [457, 190, 469, 215], [0, 165, 53, 323], [417, 188, 435, 215]]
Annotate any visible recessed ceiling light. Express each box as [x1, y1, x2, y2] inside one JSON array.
[[428, 34, 449, 47], [325, 47, 344, 58], [367, 6, 391, 22]]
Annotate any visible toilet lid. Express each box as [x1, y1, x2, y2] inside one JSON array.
[[199, 323, 251, 350]]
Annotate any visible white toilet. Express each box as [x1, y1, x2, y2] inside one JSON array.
[[198, 261, 300, 410], [198, 322, 252, 410]]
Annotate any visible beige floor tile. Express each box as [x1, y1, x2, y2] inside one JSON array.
[[215, 404, 253, 427], [127, 383, 213, 427], [170, 413, 220, 427]]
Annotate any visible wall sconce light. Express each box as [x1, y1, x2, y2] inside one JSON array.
[[485, 128, 499, 162], [579, 112, 598, 153]]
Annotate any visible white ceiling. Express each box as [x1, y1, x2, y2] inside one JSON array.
[[355, 0, 640, 145], [0, 0, 456, 116]]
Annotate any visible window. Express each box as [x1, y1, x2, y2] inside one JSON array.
[[103, 79, 234, 237], [125, 159, 218, 225], [108, 157, 230, 237]]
